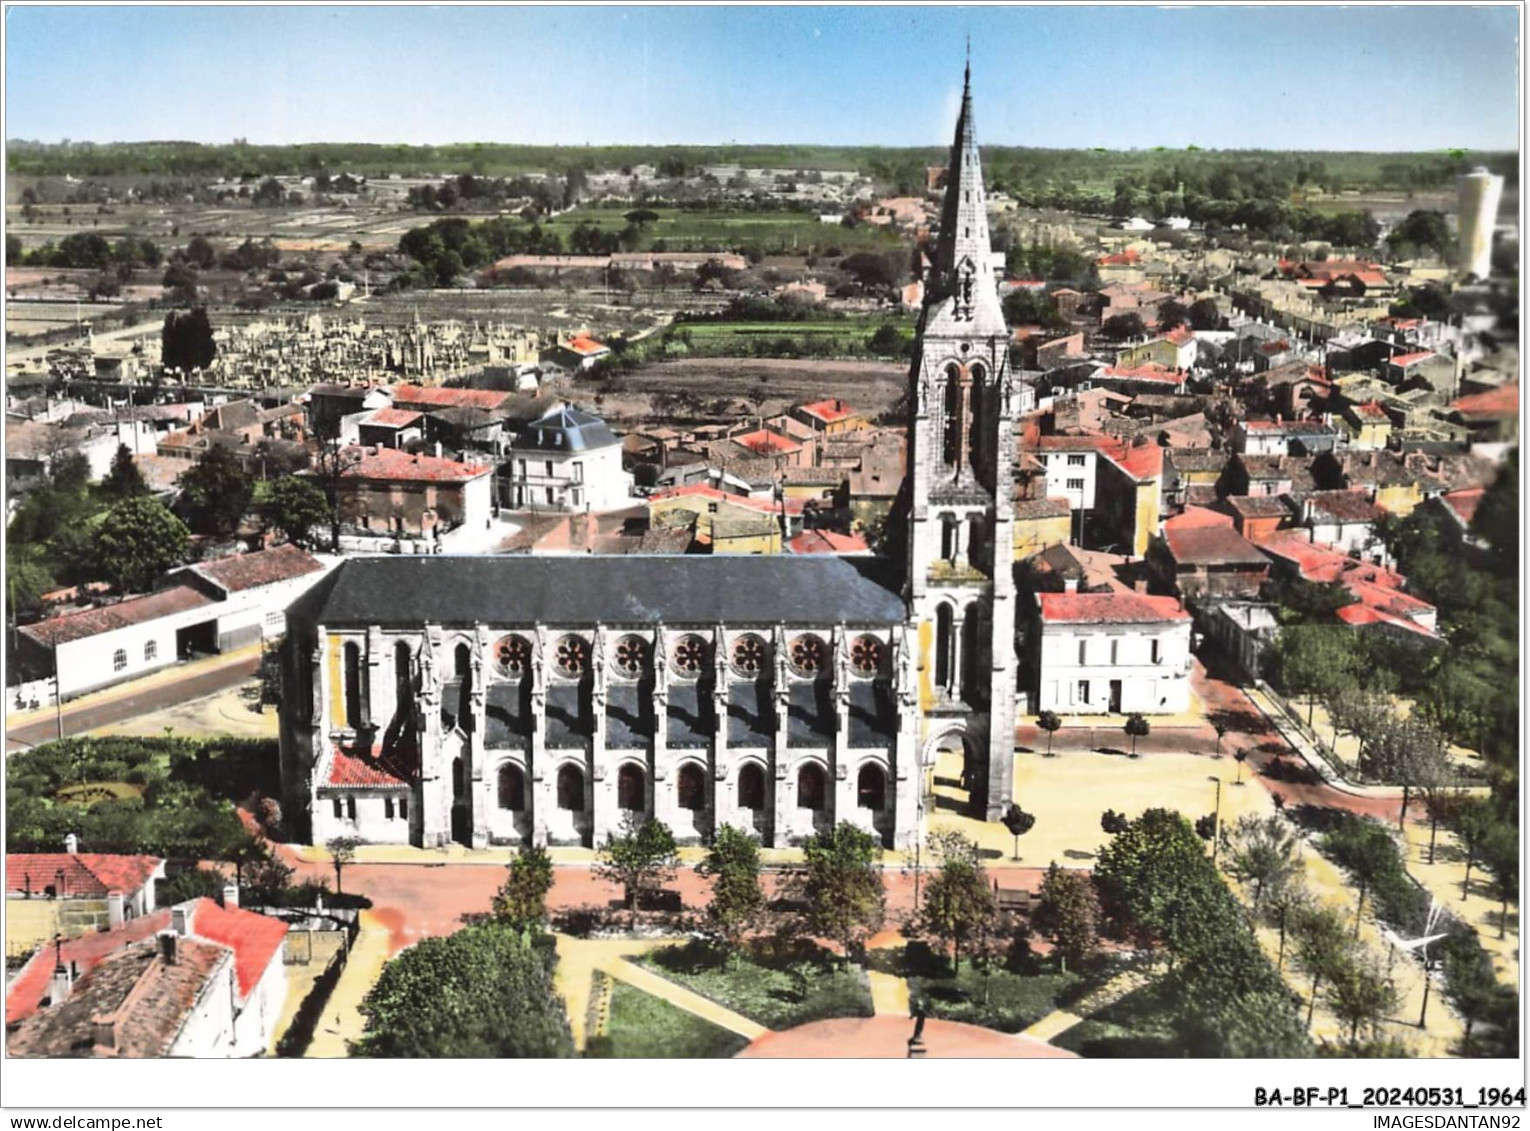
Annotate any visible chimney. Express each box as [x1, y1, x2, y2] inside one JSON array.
[[158, 929, 178, 965], [48, 964, 73, 1006], [435, 442, 443, 459], [90, 1013, 118, 1054], [107, 892, 126, 928], [222, 883, 239, 909], [1133, 578, 1149, 594], [171, 907, 189, 937], [1062, 576, 1079, 594], [64, 833, 79, 855]]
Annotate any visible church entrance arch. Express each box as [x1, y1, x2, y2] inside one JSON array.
[[921, 724, 983, 820]]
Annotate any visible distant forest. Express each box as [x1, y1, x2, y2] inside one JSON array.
[[5, 139, 1518, 198]]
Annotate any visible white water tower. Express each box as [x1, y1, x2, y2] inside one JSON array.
[[1455, 166, 1504, 280]]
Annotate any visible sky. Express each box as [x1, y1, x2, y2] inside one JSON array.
[[3, 4, 1521, 151]]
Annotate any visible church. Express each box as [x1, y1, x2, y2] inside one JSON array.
[[278, 65, 1033, 848]]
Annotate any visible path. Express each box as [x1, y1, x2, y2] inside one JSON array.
[[600, 957, 768, 1041], [552, 934, 680, 1050], [866, 968, 910, 1016], [304, 910, 392, 1058], [738, 1015, 1076, 1059], [1019, 963, 1159, 1043]]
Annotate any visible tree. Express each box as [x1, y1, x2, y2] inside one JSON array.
[[1124, 713, 1149, 758], [1263, 624, 1361, 727], [184, 235, 217, 269], [696, 824, 764, 956], [99, 444, 148, 503], [1036, 709, 1062, 757], [1479, 823, 1519, 941], [595, 816, 678, 928], [1032, 862, 1100, 973], [354, 922, 572, 1057], [1386, 209, 1453, 262], [1291, 903, 1353, 1027], [799, 821, 886, 966], [161, 307, 217, 373], [1156, 299, 1190, 330], [262, 475, 331, 547], [492, 845, 555, 933], [1233, 748, 1248, 784], [1001, 803, 1036, 861], [1100, 809, 1129, 835], [1188, 297, 1223, 331], [1326, 952, 1399, 1049], [1101, 312, 1147, 341], [180, 445, 254, 536], [1263, 878, 1313, 973], [866, 323, 906, 357], [327, 835, 361, 895], [917, 832, 996, 973], [1226, 814, 1302, 913], [1323, 818, 1398, 936], [93, 496, 190, 592], [1452, 799, 1496, 901]]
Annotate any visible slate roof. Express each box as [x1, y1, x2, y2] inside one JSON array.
[[289, 555, 906, 629], [5, 853, 163, 898], [511, 407, 620, 453]]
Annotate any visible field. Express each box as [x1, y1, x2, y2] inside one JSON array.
[[672, 317, 912, 358], [539, 205, 902, 255]]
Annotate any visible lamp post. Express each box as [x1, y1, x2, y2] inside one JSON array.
[[1209, 775, 1223, 861]]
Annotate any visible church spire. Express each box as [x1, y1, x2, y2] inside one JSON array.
[[928, 56, 1002, 330]]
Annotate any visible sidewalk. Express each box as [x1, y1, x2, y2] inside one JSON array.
[[601, 956, 768, 1041], [5, 643, 263, 733], [304, 910, 393, 1058]]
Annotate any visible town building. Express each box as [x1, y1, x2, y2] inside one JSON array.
[[6, 840, 164, 956], [330, 447, 494, 536], [6, 897, 287, 1059], [504, 407, 632, 513]]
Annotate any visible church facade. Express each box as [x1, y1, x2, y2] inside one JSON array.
[[277, 67, 1031, 848]]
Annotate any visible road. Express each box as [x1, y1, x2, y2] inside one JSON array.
[[4, 653, 261, 752]]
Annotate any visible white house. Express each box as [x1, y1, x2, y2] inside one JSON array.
[[504, 406, 632, 513], [1033, 438, 1102, 512], [1028, 587, 1193, 715]]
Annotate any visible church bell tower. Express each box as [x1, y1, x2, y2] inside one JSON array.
[[906, 60, 1026, 821]]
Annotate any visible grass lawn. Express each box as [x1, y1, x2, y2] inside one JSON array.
[[638, 939, 873, 1030], [53, 781, 145, 805], [876, 942, 1094, 1034], [589, 982, 749, 1059], [536, 206, 903, 254], [1050, 980, 1180, 1058]]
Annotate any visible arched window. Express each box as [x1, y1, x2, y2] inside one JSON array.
[[454, 642, 472, 678], [144, 640, 157, 663], [617, 763, 646, 812], [113, 648, 128, 672], [934, 604, 954, 691], [454, 641, 473, 728], [394, 641, 412, 707], [966, 513, 985, 569], [738, 763, 766, 810], [452, 757, 465, 800], [940, 513, 959, 562], [677, 763, 706, 812], [497, 763, 525, 811], [962, 602, 984, 702], [943, 365, 963, 464], [857, 764, 887, 811], [797, 763, 826, 811], [556, 763, 585, 811], [343, 642, 363, 728]]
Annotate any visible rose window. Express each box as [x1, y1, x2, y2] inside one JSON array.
[[613, 635, 648, 679], [790, 633, 827, 677], [493, 634, 532, 676], [672, 634, 708, 678], [851, 635, 886, 677], [731, 633, 768, 677], [554, 635, 590, 678]]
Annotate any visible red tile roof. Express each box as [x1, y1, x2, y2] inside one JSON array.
[[7, 937, 228, 1059], [391, 385, 512, 412], [190, 544, 324, 593], [1096, 249, 1140, 266], [797, 399, 860, 425], [5, 853, 162, 898], [187, 899, 289, 998], [1166, 504, 1236, 531], [788, 530, 869, 555], [1441, 487, 1485, 525], [1389, 351, 1435, 369], [364, 407, 425, 428], [734, 429, 802, 456], [5, 898, 285, 1025], [1163, 324, 1195, 345], [18, 586, 214, 648], [1350, 400, 1390, 420], [1450, 382, 1519, 419], [1305, 489, 1383, 524], [337, 447, 492, 485], [566, 335, 608, 355], [325, 742, 420, 788], [1164, 524, 1271, 568], [1098, 363, 1184, 385], [1038, 590, 1190, 625]]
